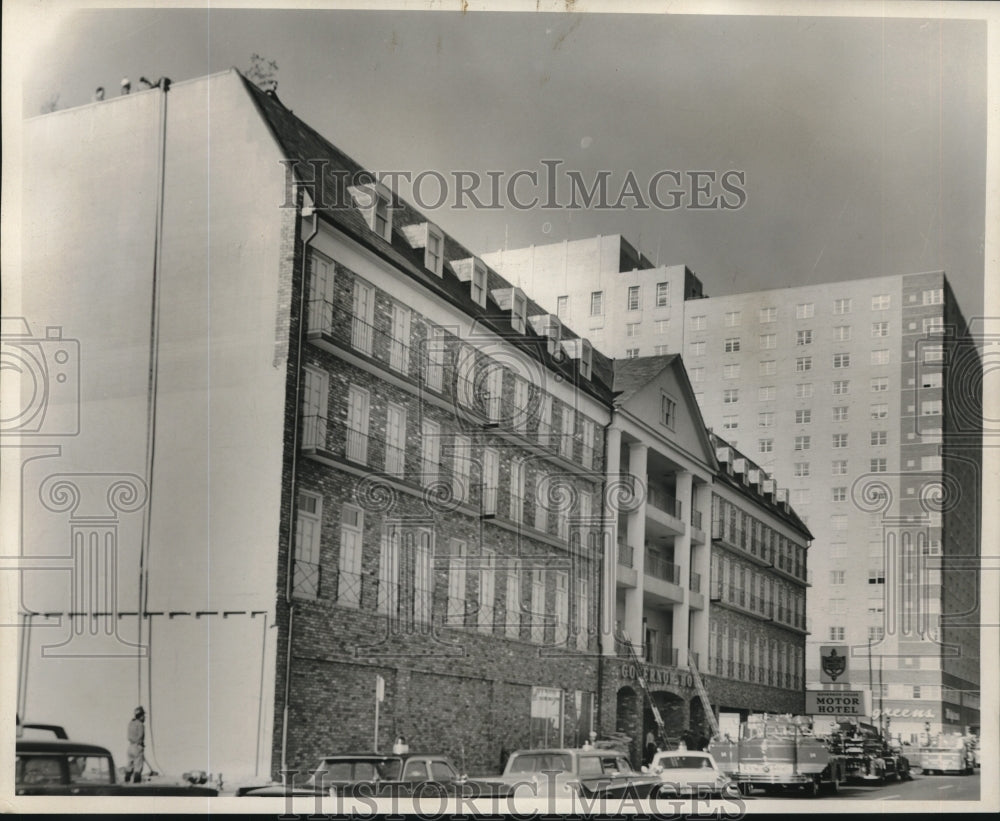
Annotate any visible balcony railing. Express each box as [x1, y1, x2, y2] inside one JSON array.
[[645, 550, 681, 585], [646, 642, 679, 668], [384, 442, 406, 478], [691, 508, 703, 531], [301, 414, 329, 451], [292, 559, 321, 599], [689, 570, 701, 593], [345, 425, 370, 465], [647, 486, 682, 519], [709, 580, 724, 601], [617, 539, 634, 568], [689, 650, 700, 670], [481, 483, 498, 518]]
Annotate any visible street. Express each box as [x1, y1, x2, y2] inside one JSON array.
[[747, 769, 980, 801]]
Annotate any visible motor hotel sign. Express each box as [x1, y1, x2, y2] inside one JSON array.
[[806, 691, 866, 716]]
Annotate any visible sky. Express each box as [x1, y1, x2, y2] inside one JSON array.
[[3, 0, 997, 796], [12, 2, 990, 323]]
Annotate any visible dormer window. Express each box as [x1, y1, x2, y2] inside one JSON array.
[[452, 257, 489, 307], [529, 314, 562, 355], [471, 259, 487, 307], [347, 181, 394, 242], [401, 221, 445, 277], [425, 225, 444, 276], [560, 338, 593, 380], [512, 292, 527, 334], [489, 285, 529, 331]]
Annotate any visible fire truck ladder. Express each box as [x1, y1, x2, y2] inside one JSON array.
[[619, 631, 668, 747], [689, 659, 721, 740]]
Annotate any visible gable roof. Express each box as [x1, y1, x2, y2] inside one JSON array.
[[612, 354, 718, 471], [234, 71, 615, 403]]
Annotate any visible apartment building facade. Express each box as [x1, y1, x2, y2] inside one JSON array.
[[488, 236, 981, 741], [19, 70, 620, 780], [707, 434, 811, 724], [595, 356, 809, 765]]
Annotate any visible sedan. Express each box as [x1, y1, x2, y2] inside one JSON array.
[[647, 750, 741, 798]]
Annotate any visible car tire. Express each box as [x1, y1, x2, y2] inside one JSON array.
[[805, 778, 821, 798]]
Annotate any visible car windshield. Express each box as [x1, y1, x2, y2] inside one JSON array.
[[658, 756, 713, 770], [507, 753, 573, 774], [602, 756, 635, 774], [67, 755, 113, 784], [17, 755, 64, 785], [318, 758, 402, 781]]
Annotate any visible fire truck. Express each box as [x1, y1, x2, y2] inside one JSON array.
[[709, 714, 847, 797], [828, 721, 911, 783], [915, 732, 975, 775]]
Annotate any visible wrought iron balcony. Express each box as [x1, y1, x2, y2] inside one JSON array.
[[647, 485, 682, 519], [617, 538, 634, 568], [644, 550, 681, 585]]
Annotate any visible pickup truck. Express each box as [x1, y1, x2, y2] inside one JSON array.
[[15, 737, 218, 797], [469, 748, 662, 799]]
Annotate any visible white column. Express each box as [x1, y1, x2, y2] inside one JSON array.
[[624, 442, 647, 653], [688, 481, 711, 668], [601, 426, 622, 656], [672, 470, 693, 668]]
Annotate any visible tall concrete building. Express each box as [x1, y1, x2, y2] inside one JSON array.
[[485, 236, 982, 742]]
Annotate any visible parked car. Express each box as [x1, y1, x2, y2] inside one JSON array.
[[15, 736, 218, 797], [468, 748, 662, 799], [646, 750, 741, 798], [238, 752, 468, 797]]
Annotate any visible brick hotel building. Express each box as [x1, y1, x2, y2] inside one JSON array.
[[19, 71, 818, 778]]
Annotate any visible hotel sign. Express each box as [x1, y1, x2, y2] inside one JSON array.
[[620, 662, 694, 689], [805, 690, 865, 716], [819, 645, 849, 683]]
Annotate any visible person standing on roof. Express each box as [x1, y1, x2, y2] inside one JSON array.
[[124, 706, 145, 783]]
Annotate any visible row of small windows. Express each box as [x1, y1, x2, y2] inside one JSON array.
[[709, 621, 804, 690], [572, 282, 671, 318], [759, 429, 888, 454], [304, 378, 599, 533], [757, 454, 943, 473], [711, 497, 808, 582], [310, 253, 595, 385], [694, 373, 899, 396], [699, 324, 894, 345], [715, 390, 923, 420], [689, 345, 893, 367], [688, 294, 914, 330], [294, 497, 592, 649]]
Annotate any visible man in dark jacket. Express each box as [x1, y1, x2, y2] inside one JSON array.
[[125, 706, 145, 783]]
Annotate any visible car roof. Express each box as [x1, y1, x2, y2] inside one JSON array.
[[17, 739, 113, 756], [654, 750, 712, 758], [509, 749, 619, 756], [316, 752, 451, 761]]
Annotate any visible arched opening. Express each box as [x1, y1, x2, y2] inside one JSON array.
[[615, 686, 641, 766], [688, 698, 710, 749], [642, 690, 687, 763]]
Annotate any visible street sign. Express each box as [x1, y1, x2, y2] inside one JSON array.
[[806, 690, 866, 716]]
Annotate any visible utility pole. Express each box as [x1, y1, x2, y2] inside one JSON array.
[[867, 637, 874, 727]]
